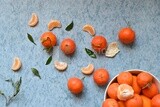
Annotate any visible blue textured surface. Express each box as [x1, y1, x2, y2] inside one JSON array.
[[0, 0, 160, 107]]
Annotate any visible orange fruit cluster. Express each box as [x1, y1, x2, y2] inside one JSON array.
[[102, 71, 160, 107]]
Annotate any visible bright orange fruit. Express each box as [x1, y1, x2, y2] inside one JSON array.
[[117, 72, 133, 85], [107, 83, 119, 100], [132, 76, 141, 94]]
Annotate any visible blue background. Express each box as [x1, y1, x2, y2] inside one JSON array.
[[0, 0, 160, 107]]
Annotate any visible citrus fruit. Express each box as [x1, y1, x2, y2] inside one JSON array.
[[67, 77, 84, 94], [117, 84, 134, 101], [137, 72, 153, 88], [81, 64, 94, 75], [141, 95, 151, 107], [107, 83, 119, 100], [11, 57, 22, 71], [118, 27, 135, 44], [91, 35, 107, 53], [118, 101, 125, 107], [83, 24, 95, 36], [48, 20, 61, 31], [28, 13, 38, 27], [151, 94, 160, 107], [132, 76, 141, 94], [60, 38, 76, 55], [93, 68, 109, 86], [117, 72, 133, 85], [40, 32, 57, 48], [102, 98, 119, 107], [125, 94, 143, 107], [142, 83, 159, 98]]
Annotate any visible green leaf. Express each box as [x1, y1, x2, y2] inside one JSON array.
[[27, 33, 36, 45], [45, 56, 52, 65], [14, 77, 22, 96], [31, 68, 41, 79], [85, 48, 97, 59], [65, 21, 74, 31]]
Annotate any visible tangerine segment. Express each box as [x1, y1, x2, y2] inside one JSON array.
[[11, 57, 22, 71], [117, 84, 134, 101], [48, 20, 61, 31], [137, 72, 153, 89], [28, 13, 38, 27], [117, 72, 133, 85], [142, 83, 159, 98], [107, 83, 119, 100], [102, 99, 119, 107], [132, 76, 141, 94], [83, 24, 95, 36], [125, 94, 143, 107], [81, 64, 94, 75], [151, 94, 160, 107], [141, 95, 152, 107]]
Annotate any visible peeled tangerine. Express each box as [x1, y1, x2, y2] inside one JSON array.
[[48, 20, 61, 31], [83, 24, 96, 36], [105, 42, 120, 58], [28, 13, 38, 27], [11, 57, 22, 71], [54, 61, 68, 71], [81, 64, 94, 75], [117, 84, 134, 101]]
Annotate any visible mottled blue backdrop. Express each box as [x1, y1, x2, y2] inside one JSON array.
[[0, 0, 160, 107]]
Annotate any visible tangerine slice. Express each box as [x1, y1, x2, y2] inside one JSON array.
[[48, 20, 61, 31], [117, 84, 134, 101], [83, 24, 96, 36], [81, 64, 94, 75], [54, 61, 68, 71], [28, 13, 38, 27], [11, 57, 22, 71]]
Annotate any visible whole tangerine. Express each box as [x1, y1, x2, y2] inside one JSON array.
[[137, 72, 153, 88], [40, 32, 57, 48], [151, 94, 160, 107], [60, 38, 76, 55], [117, 72, 133, 85], [118, 27, 135, 44], [125, 94, 143, 107], [102, 98, 119, 107], [91, 35, 107, 53], [93, 68, 109, 86], [141, 95, 152, 107], [132, 76, 141, 94], [142, 83, 159, 98], [118, 101, 125, 107], [67, 77, 84, 94], [107, 83, 119, 100]]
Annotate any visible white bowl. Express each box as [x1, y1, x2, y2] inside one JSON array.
[[104, 69, 160, 101]]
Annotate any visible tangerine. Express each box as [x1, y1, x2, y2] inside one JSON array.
[[118, 27, 135, 44], [67, 77, 84, 94], [60, 38, 76, 55], [117, 72, 133, 85], [125, 94, 143, 107], [151, 94, 160, 107], [107, 83, 119, 100], [91, 35, 107, 53], [93, 68, 109, 86], [102, 99, 119, 107]]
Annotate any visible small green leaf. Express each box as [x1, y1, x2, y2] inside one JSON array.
[[65, 21, 74, 31], [45, 56, 52, 65], [31, 68, 41, 79], [14, 77, 22, 96], [27, 33, 36, 45], [85, 48, 97, 59]]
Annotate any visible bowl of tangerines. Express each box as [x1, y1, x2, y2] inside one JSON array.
[[103, 69, 160, 107]]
